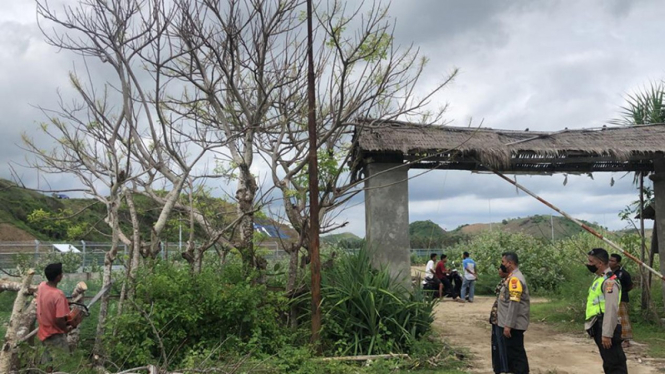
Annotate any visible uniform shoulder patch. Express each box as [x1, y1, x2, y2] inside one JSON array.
[[508, 277, 523, 302], [604, 278, 615, 293]]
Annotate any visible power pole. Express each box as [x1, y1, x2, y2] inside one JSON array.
[[306, 0, 322, 347], [489, 199, 492, 231], [551, 214, 554, 242]]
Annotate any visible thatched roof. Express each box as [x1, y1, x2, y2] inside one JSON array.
[[351, 120, 665, 176]]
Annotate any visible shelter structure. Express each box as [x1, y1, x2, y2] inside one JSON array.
[[350, 120, 665, 284]]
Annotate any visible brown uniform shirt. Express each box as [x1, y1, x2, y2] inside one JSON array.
[[497, 268, 530, 331]]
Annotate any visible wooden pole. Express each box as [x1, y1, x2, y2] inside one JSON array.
[[493, 171, 665, 280], [306, 0, 322, 346], [639, 175, 649, 311]]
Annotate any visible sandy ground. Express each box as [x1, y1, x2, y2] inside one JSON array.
[[432, 296, 660, 374]]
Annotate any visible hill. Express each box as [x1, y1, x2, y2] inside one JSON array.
[[410, 220, 469, 248], [321, 232, 363, 249], [0, 179, 295, 244], [454, 215, 604, 241], [407, 215, 613, 249]]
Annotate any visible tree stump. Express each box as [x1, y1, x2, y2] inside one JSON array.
[[0, 269, 35, 373], [67, 282, 88, 350]]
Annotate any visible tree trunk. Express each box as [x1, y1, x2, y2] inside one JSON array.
[[66, 282, 88, 350], [286, 246, 299, 294], [0, 269, 35, 373], [118, 189, 142, 315], [287, 246, 300, 328], [16, 299, 36, 344], [94, 196, 121, 358], [649, 224, 657, 291], [236, 164, 257, 271], [649, 160, 665, 314], [195, 247, 203, 274]]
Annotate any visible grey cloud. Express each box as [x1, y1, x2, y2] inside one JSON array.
[[406, 170, 637, 202], [389, 1, 514, 47], [3, 0, 665, 239]]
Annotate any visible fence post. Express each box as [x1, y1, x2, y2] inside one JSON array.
[[81, 240, 86, 271], [34, 240, 40, 261]]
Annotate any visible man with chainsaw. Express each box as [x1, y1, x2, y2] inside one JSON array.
[[36, 263, 83, 354]]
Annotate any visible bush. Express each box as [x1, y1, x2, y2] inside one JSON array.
[[410, 253, 428, 265], [14, 252, 83, 274], [444, 231, 598, 294], [106, 260, 293, 369], [318, 248, 436, 356]]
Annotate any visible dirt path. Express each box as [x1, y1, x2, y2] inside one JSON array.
[[433, 296, 658, 374]]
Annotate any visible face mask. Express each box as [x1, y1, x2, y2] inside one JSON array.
[[586, 264, 598, 274], [499, 264, 508, 273]]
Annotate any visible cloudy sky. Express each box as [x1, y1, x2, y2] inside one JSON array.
[[1, 0, 662, 237]]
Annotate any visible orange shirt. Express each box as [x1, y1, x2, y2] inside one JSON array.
[[36, 281, 70, 341]]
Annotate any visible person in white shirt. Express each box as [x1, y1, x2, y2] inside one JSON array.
[[423, 253, 443, 298]]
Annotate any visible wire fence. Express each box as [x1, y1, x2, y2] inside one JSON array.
[[0, 241, 438, 272], [0, 240, 291, 271]]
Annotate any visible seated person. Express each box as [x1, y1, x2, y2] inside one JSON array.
[[423, 253, 443, 298], [436, 254, 463, 301]]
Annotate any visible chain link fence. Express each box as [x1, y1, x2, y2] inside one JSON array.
[[0, 241, 440, 272], [0, 240, 293, 271]]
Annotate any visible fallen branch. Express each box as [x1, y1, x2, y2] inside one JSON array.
[[319, 353, 410, 361], [0, 279, 38, 294]]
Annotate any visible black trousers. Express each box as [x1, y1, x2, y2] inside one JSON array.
[[450, 273, 462, 297], [589, 319, 627, 374], [504, 328, 529, 374], [440, 277, 457, 298], [491, 324, 509, 374]]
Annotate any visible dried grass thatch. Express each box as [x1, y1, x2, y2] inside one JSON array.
[[353, 120, 665, 171]]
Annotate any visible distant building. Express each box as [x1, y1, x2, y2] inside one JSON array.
[[253, 223, 293, 251]]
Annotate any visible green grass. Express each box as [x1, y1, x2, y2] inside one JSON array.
[[0, 291, 14, 337], [531, 297, 665, 358]]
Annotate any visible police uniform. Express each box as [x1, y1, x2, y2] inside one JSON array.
[[497, 268, 530, 374], [585, 268, 627, 374]]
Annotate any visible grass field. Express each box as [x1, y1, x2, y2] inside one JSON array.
[[531, 298, 665, 359]]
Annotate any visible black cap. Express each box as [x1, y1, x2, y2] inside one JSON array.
[[44, 263, 63, 282], [588, 248, 609, 263]]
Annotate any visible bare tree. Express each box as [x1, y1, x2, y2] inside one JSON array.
[[257, 0, 457, 294], [161, 0, 304, 271], [29, 0, 235, 357]]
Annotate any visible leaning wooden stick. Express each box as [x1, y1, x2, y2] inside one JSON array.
[[493, 170, 665, 281]]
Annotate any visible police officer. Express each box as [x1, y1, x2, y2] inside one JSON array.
[[585, 248, 627, 374], [497, 251, 530, 374]]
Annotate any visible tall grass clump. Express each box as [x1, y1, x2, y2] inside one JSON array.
[[319, 249, 436, 356]]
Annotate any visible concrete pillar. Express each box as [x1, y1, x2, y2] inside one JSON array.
[[364, 161, 411, 288], [649, 158, 665, 309]]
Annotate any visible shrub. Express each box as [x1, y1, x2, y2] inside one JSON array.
[[410, 253, 428, 265], [445, 230, 609, 294], [14, 252, 83, 274], [318, 248, 436, 356], [106, 261, 292, 369]]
